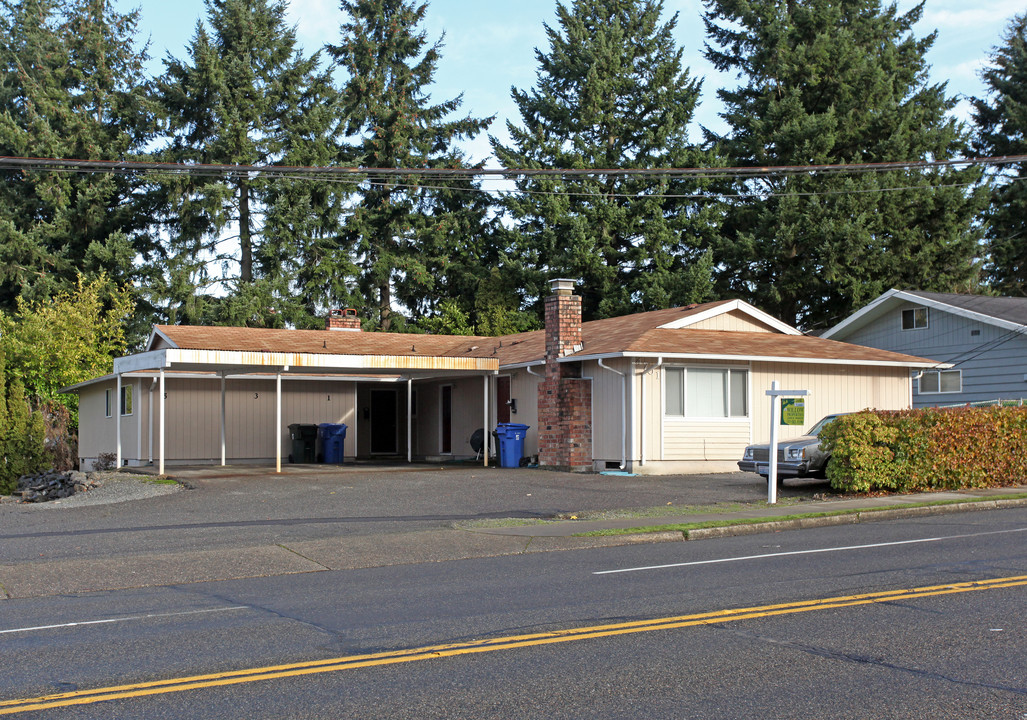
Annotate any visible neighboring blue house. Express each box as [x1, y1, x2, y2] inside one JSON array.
[[822, 290, 1027, 408]]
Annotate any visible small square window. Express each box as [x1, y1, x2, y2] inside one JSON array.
[[902, 307, 928, 330]]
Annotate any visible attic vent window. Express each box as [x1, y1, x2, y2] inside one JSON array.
[[901, 307, 928, 331]]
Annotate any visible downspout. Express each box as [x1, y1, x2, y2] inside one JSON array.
[[639, 357, 663, 466], [525, 364, 543, 379], [597, 359, 627, 470]]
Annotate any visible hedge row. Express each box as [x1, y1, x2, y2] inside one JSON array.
[[819, 406, 1027, 493]]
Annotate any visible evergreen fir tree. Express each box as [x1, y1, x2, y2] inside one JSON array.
[[155, 0, 335, 327], [704, 0, 986, 330], [0, 0, 157, 312], [327, 0, 494, 331], [492, 0, 717, 321], [973, 13, 1027, 295]]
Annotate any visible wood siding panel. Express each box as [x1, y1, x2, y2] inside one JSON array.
[[508, 370, 541, 456], [587, 359, 629, 462], [664, 420, 750, 460], [750, 363, 909, 443], [688, 310, 777, 333]]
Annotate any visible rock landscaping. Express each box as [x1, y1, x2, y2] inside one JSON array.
[[7, 470, 101, 503]]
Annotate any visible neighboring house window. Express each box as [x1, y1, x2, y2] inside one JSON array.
[[919, 370, 961, 394], [902, 307, 928, 330], [105, 389, 113, 418], [666, 367, 748, 418], [120, 385, 133, 416]]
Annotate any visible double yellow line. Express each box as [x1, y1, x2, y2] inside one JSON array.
[[3, 574, 1026, 715]]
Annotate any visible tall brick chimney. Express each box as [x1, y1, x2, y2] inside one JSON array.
[[326, 308, 362, 331], [537, 279, 592, 472]]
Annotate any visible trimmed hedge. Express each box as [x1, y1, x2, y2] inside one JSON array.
[[819, 407, 1027, 493]]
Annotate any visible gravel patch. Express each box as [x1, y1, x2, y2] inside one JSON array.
[[1, 472, 182, 510]]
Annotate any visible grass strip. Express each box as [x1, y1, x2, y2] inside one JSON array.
[[574, 492, 1027, 537]]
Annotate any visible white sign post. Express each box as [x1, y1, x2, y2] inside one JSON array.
[[765, 381, 809, 504]]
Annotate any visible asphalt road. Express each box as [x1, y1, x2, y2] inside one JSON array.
[[2, 507, 1025, 718]]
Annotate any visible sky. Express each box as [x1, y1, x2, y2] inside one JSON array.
[[117, 0, 1023, 167]]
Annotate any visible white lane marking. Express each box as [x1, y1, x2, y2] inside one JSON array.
[[594, 527, 1027, 575], [0, 606, 249, 635]]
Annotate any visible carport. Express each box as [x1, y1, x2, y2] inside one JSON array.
[[92, 325, 500, 474]]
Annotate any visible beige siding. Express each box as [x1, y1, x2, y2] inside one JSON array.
[[664, 419, 751, 460], [688, 310, 778, 332], [586, 359, 629, 463], [506, 370, 541, 456], [750, 362, 910, 443], [415, 376, 488, 459]]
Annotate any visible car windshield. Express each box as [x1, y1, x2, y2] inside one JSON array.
[[808, 415, 841, 437]]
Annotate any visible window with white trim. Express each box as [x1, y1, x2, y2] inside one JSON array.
[[919, 370, 961, 394], [120, 385, 133, 416], [105, 389, 113, 418], [901, 307, 928, 330], [665, 367, 748, 418]]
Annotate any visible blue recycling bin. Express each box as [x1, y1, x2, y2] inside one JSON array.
[[495, 423, 530, 468], [317, 423, 348, 464]]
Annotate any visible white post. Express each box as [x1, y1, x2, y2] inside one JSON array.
[[115, 373, 122, 469], [159, 369, 165, 476], [407, 378, 412, 463], [483, 374, 489, 467], [276, 372, 282, 473], [148, 380, 154, 465], [220, 372, 227, 466], [768, 380, 780, 505]]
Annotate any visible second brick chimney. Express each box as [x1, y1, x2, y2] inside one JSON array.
[[326, 308, 362, 331]]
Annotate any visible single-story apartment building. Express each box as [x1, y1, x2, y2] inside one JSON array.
[[64, 280, 938, 474]]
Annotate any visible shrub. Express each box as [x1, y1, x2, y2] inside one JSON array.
[[821, 407, 1027, 493]]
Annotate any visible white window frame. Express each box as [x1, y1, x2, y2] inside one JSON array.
[[664, 365, 750, 420], [901, 307, 929, 331], [918, 370, 962, 394]]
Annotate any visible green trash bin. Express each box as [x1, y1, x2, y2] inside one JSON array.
[[288, 423, 318, 463]]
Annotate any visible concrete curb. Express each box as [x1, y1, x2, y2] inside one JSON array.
[[684, 497, 1027, 541]]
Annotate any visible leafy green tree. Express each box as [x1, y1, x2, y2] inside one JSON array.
[[703, 0, 986, 330], [0, 275, 133, 419], [327, 0, 494, 331], [973, 13, 1027, 295], [0, 0, 157, 312], [0, 348, 49, 494], [155, 0, 338, 327], [492, 0, 717, 321]]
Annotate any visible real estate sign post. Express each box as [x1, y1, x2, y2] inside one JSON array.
[[766, 382, 809, 504]]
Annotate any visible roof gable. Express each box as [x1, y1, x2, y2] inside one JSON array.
[[823, 289, 1027, 340]]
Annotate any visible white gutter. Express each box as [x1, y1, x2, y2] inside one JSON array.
[[597, 359, 627, 470], [638, 357, 663, 466]]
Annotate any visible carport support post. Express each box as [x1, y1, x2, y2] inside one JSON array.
[[115, 373, 122, 469], [276, 372, 282, 473], [220, 371, 226, 466], [159, 368, 165, 476], [407, 378, 412, 463], [483, 374, 489, 467]]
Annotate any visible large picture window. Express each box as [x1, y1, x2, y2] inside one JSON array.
[[919, 370, 961, 394], [666, 367, 748, 418]]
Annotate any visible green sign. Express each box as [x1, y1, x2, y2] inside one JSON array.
[[781, 398, 805, 426]]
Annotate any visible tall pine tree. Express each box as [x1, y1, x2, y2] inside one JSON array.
[[704, 0, 986, 330], [155, 0, 336, 327], [327, 0, 493, 332], [973, 13, 1027, 295], [0, 0, 156, 311], [492, 0, 717, 321]]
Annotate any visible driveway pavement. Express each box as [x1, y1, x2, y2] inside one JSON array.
[[1, 463, 1023, 599]]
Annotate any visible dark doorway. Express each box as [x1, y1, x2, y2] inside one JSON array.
[[497, 376, 511, 424], [370, 389, 397, 454], [441, 385, 452, 454]]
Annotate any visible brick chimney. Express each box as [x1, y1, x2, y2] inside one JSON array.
[[326, 308, 361, 331], [537, 279, 592, 472]]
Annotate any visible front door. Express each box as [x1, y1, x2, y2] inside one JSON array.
[[440, 385, 452, 454], [370, 389, 398, 454], [497, 376, 511, 424]]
